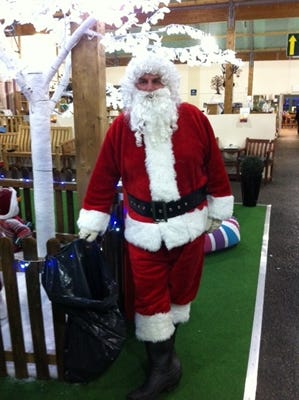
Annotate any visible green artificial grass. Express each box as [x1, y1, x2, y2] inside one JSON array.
[[0, 204, 268, 400]]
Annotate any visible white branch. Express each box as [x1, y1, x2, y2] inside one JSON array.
[[45, 15, 97, 85], [0, 30, 28, 94], [49, 54, 72, 113]]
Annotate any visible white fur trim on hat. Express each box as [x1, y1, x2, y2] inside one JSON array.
[[77, 208, 111, 235], [121, 53, 181, 110], [135, 311, 175, 342]]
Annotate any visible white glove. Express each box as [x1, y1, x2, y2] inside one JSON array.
[[78, 228, 99, 242]]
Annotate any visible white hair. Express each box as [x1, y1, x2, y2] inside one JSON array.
[[121, 53, 181, 110]]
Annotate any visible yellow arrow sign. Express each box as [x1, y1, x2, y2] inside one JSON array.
[[289, 35, 297, 56]]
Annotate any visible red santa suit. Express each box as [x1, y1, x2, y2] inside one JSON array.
[[77, 101, 233, 342]]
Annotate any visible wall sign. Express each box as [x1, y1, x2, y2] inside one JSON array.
[[287, 34, 299, 57]]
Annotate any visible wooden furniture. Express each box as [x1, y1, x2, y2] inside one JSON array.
[[237, 137, 276, 183], [59, 137, 76, 171], [282, 112, 296, 129], [0, 133, 19, 173], [221, 146, 241, 181], [0, 115, 28, 133], [2, 125, 73, 172], [51, 127, 74, 171], [2, 125, 31, 170], [0, 132, 20, 148]]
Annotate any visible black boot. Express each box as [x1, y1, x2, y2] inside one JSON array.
[[127, 335, 182, 400]]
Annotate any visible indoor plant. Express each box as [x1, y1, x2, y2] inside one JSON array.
[[240, 156, 264, 206]]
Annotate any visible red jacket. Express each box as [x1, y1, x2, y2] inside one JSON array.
[[78, 103, 234, 251]]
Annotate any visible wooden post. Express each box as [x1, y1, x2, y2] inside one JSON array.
[[46, 237, 66, 380], [0, 237, 28, 379], [247, 52, 254, 97], [71, 21, 108, 207], [23, 237, 50, 380], [224, 3, 236, 114]]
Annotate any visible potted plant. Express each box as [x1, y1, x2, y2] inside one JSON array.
[[240, 156, 264, 206]]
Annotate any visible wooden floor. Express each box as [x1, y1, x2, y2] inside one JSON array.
[[279, 126, 298, 137]]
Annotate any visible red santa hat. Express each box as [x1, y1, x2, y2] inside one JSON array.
[[0, 187, 19, 220], [120, 52, 181, 110]]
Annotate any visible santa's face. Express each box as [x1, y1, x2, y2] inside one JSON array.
[[129, 80, 178, 147], [135, 74, 165, 92]]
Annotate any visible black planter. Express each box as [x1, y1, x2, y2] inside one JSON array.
[[241, 174, 262, 207]]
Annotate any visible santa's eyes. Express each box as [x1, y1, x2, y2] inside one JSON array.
[[137, 77, 162, 85]]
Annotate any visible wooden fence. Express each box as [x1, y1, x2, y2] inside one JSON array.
[[0, 236, 65, 380], [0, 178, 78, 240], [0, 178, 132, 380]]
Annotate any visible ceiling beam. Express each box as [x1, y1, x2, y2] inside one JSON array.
[[237, 49, 297, 62], [164, 1, 299, 24]]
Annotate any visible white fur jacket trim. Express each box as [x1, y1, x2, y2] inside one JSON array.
[[125, 206, 209, 251]]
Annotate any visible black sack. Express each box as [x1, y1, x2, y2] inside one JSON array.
[[42, 239, 126, 383]]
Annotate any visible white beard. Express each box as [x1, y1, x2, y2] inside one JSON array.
[[129, 87, 178, 147]]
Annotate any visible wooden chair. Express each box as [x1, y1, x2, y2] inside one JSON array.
[[0, 133, 19, 171], [2, 125, 31, 170], [2, 125, 73, 173], [237, 137, 276, 183], [0, 132, 19, 156], [51, 127, 73, 171], [1, 115, 28, 133], [60, 137, 76, 170]]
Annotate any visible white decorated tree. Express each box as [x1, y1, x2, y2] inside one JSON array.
[[0, 0, 242, 257]]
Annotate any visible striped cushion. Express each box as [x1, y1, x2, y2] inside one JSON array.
[[204, 217, 240, 253]]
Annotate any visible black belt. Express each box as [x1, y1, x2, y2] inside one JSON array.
[[127, 186, 207, 222]]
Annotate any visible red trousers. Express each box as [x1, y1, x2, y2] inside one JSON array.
[[127, 234, 205, 317]]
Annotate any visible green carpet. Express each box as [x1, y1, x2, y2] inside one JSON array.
[[0, 204, 268, 400]]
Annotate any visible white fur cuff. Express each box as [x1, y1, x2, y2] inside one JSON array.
[[77, 208, 111, 235], [171, 303, 191, 324], [207, 194, 234, 220], [135, 312, 175, 342]]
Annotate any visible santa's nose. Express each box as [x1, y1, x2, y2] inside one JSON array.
[[144, 82, 156, 91]]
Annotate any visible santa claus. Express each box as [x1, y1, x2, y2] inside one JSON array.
[[77, 53, 234, 400]]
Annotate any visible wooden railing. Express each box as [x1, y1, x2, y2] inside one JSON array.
[[0, 178, 129, 380], [0, 178, 78, 239], [0, 236, 65, 380]]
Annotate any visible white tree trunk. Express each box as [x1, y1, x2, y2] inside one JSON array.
[[27, 72, 55, 257], [0, 17, 97, 257]]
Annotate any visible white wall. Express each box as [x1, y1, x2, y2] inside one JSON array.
[[3, 32, 298, 145], [251, 60, 299, 95], [106, 60, 295, 145], [207, 113, 277, 148], [107, 59, 299, 110]]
